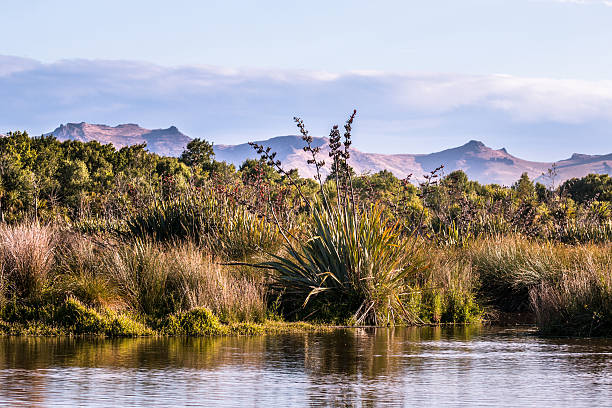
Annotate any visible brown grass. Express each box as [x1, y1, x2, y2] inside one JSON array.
[[106, 239, 267, 321], [0, 223, 55, 300], [528, 244, 612, 336], [166, 243, 267, 322]]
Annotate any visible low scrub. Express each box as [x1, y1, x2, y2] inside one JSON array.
[[125, 194, 281, 260], [159, 307, 228, 335], [0, 297, 151, 336]]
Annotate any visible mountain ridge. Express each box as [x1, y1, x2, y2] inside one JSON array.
[[45, 122, 191, 157], [41, 122, 611, 186]]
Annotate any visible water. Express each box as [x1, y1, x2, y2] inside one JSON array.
[[1, 326, 611, 407]]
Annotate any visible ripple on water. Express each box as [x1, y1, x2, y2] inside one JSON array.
[[1, 326, 611, 407]]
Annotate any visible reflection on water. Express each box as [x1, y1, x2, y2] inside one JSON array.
[[1, 326, 611, 407]]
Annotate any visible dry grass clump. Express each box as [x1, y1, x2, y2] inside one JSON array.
[[107, 240, 267, 322], [529, 244, 612, 336], [0, 223, 55, 301], [166, 243, 266, 322], [54, 235, 121, 309], [467, 235, 568, 311], [107, 239, 168, 316]]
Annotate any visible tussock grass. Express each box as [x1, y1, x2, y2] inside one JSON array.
[[108, 239, 267, 322], [55, 236, 120, 309], [0, 223, 55, 301], [529, 245, 612, 336], [166, 243, 266, 322], [468, 236, 562, 312], [462, 235, 612, 335], [412, 247, 480, 323], [107, 239, 169, 316]]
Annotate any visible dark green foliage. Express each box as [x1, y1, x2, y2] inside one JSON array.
[[124, 193, 280, 260], [513, 172, 536, 201], [1, 298, 151, 336], [562, 173, 612, 204], [0, 131, 234, 222], [159, 307, 228, 335]]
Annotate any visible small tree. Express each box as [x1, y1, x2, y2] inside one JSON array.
[[180, 138, 216, 173], [513, 172, 535, 201]]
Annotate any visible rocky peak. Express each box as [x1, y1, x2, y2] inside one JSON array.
[[45, 122, 191, 157], [570, 153, 593, 161], [462, 140, 487, 151]]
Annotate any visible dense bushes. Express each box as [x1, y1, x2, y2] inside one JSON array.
[[125, 193, 281, 260]]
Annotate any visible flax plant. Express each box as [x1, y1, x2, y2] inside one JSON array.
[[253, 111, 426, 325]]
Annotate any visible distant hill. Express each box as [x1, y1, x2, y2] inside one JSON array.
[[215, 136, 612, 186], [41, 122, 611, 185], [45, 122, 191, 157]]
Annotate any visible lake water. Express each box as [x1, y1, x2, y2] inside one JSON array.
[[1, 326, 611, 407]]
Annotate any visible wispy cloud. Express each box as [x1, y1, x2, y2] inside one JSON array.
[[1, 56, 611, 159], [547, 0, 612, 6]]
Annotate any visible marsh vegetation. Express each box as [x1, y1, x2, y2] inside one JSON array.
[[0, 113, 611, 336]]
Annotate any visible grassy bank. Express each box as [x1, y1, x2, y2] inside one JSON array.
[[1, 223, 609, 337], [0, 223, 479, 336]]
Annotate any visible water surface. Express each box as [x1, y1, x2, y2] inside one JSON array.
[[1, 326, 611, 407]]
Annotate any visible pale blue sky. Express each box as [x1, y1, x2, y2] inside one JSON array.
[[2, 0, 612, 159], [4, 0, 612, 78]]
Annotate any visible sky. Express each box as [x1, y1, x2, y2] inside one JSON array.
[[2, 0, 612, 160]]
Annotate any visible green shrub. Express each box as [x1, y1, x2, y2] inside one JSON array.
[[160, 307, 228, 335], [1, 297, 152, 336], [56, 297, 108, 334], [56, 298, 152, 336]]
